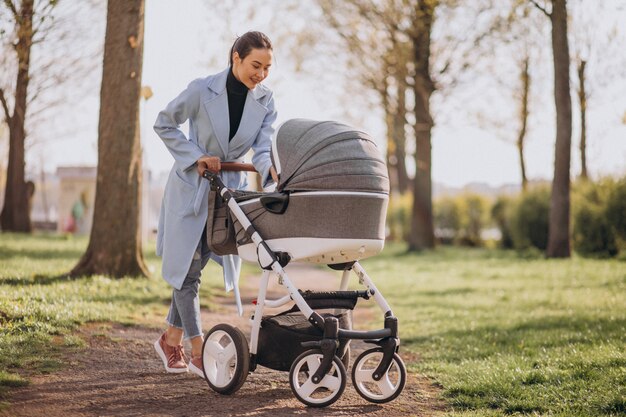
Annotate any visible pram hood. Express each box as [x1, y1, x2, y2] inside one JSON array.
[[272, 119, 389, 193]]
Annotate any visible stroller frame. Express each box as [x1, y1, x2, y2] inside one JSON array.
[[201, 171, 406, 407]]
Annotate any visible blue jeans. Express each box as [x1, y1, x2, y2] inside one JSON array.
[[166, 229, 212, 340]]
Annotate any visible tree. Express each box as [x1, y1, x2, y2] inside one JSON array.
[[70, 0, 148, 278], [0, 0, 103, 232], [531, 0, 573, 258], [570, 1, 626, 180], [0, 0, 36, 232]]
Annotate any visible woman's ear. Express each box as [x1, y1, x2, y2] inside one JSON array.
[[232, 51, 240, 66]]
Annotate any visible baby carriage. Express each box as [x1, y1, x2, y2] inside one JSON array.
[[200, 119, 406, 407]]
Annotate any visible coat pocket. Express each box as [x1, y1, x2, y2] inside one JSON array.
[[165, 171, 197, 216]]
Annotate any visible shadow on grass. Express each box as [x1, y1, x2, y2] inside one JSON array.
[[0, 247, 85, 262], [405, 315, 626, 358], [0, 272, 82, 286]]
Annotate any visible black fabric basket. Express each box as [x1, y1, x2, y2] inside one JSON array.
[[255, 295, 355, 371]]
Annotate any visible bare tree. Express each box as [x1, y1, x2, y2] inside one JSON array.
[[70, 0, 148, 278], [0, 0, 37, 232], [570, 0, 626, 180], [531, 0, 573, 258], [0, 0, 103, 232]]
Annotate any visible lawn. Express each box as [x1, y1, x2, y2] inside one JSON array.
[[0, 232, 223, 401], [359, 244, 625, 416], [1, 233, 624, 416]]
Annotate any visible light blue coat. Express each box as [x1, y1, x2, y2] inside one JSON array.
[[154, 68, 277, 290]]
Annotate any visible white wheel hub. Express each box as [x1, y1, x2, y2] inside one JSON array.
[[203, 330, 238, 387]]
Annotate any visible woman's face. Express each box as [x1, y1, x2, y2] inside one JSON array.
[[232, 48, 273, 90]]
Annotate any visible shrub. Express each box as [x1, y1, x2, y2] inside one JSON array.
[[456, 194, 489, 247], [571, 178, 620, 257], [573, 202, 618, 257], [510, 187, 550, 251], [434, 196, 461, 245], [386, 193, 412, 241], [606, 178, 626, 241], [491, 196, 514, 249]]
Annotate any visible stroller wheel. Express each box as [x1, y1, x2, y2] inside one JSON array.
[[289, 349, 347, 407], [351, 348, 406, 403], [202, 323, 250, 395]]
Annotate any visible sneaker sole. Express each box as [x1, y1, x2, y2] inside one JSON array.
[[154, 339, 188, 374], [189, 361, 204, 378]]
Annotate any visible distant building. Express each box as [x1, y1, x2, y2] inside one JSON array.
[[57, 167, 97, 235], [55, 166, 158, 239]]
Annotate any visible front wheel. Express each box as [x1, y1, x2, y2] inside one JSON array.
[[202, 323, 250, 395], [351, 348, 406, 403], [289, 349, 346, 407]]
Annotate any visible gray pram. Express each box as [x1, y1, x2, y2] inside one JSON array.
[[200, 119, 406, 407]]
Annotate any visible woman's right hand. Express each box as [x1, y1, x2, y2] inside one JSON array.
[[197, 156, 221, 176]]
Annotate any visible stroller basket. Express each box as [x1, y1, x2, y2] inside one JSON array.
[[255, 290, 360, 371]]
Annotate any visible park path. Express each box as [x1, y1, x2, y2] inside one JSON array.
[[3, 264, 443, 417]]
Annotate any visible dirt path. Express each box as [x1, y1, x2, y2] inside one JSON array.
[[3, 264, 444, 417]]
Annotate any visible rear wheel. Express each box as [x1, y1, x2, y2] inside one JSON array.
[[289, 349, 346, 407], [202, 323, 250, 395]]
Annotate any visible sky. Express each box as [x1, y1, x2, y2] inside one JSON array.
[[18, 0, 626, 188]]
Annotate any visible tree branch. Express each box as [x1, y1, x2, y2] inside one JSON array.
[[529, 0, 551, 17], [0, 87, 12, 123], [2, 0, 18, 19]]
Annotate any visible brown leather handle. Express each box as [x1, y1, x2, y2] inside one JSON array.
[[220, 162, 257, 172]]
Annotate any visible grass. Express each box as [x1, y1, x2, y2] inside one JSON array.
[[359, 243, 626, 416], [0, 232, 224, 399], [1, 234, 624, 415]]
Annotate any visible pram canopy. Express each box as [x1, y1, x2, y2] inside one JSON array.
[[272, 119, 389, 193]]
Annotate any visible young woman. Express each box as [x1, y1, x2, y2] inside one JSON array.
[[153, 31, 278, 377]]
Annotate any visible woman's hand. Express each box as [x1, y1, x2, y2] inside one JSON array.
[[270, 166, 278, 183], [197, 156, 221, 176]]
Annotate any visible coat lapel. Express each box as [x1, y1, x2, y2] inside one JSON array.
[[203, 68, 269, 158], [228, 92, 268, 152], [203, 93, 229, 157]]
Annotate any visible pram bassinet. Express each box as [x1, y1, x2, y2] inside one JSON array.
[[207, 119, 389, 264]]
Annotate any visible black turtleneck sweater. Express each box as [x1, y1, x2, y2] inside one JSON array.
[[226, 68, 248, 141]]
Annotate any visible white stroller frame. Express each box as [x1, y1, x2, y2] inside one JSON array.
[[200, 170, 407, 407]]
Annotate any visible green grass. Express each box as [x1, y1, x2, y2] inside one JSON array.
[[360, 243, 626, 416], [2, 234, 624, 415], [0, 232, 224, 398]]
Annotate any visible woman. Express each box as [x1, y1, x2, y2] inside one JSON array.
[[152, 31, 278, 377]]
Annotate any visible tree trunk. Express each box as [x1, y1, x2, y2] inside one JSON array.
[[71, 0, 149, 277], [393, 67, 410, 194], [577, 59, 588, 180], [408, 1, 436, 251], [517, 56, 530, 192], [546, 0, 572, 258], [0, 0, 34, 233]]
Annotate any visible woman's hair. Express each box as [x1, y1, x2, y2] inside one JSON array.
[[229, 31, 273, 66]]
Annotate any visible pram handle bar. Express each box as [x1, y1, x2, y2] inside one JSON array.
[[200, 163, 257, 175], [221, 162, 257, 172]]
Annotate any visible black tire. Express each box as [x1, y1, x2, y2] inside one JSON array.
[[351, 348, 406, 404], [289, 349, 347, 408], [202, 323, 250, 395]]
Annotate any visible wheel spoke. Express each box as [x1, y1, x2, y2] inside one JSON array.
[[223, 341, 236, 361], [206, 340, 223, 358], [306, 356, 320, 373], [355, 367, 374, 383], [215, 363, 230, 386], [377, 374, 396, 397], [298, 378, 318, 398], [320, 374, 341, 391]]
